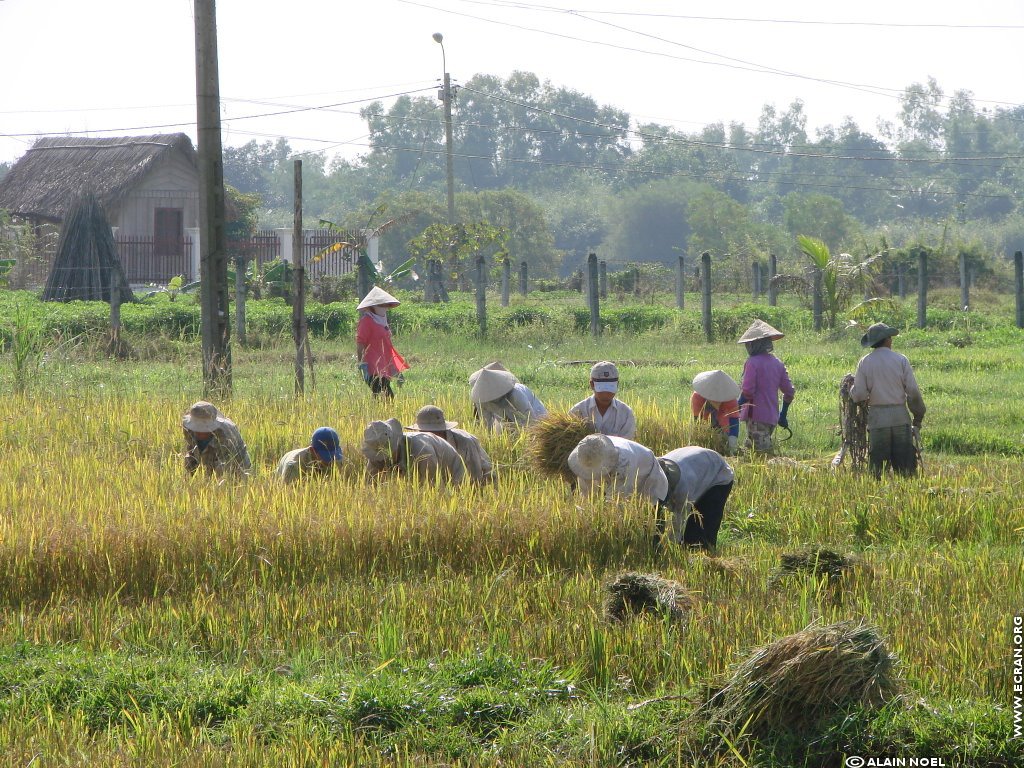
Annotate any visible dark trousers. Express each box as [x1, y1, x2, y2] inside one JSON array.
[[868, 424, 917, 478], [682, 481, 733, 549], [368, 375, 394, 400]]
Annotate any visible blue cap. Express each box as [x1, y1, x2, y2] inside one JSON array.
[[310, 427, 343, 462]]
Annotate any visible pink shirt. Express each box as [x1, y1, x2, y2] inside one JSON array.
[[740, 353, 794, 424], [356, 313, 409, 378]]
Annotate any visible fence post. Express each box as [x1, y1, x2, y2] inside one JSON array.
[[675, 254, 685, 310], [501, 257, 510, 307], [587, 252, 601, 337], [701, 251, 713, 343], [234, 255, 247, 346], [1014, 251, 1023, 329], [768, 253, 777, 307], [959, 251, 970, 310], [293, 159, 305, 396], [599, 260, 607, 299], [356, 252, 372, 301], [519, 261, 528, 296], [633, 265, 641, 297], [109, 272, 122, 352], [917, 248, 928, 329], [475, 255, 487, 337]]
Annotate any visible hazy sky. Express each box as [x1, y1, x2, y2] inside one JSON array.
[[2, 0, 1022, 166]]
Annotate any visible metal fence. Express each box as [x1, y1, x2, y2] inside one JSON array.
[[301, 228, 358, 280], [117, 235, 193, 284]]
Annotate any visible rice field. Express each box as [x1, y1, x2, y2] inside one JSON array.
[[0, 298, 1022, 766]]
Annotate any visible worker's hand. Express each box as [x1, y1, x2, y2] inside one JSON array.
[[357, 362, 371, 383], [911, 425, 921, 442], [777, 411, 789, 430], [727, 435, 738, 454]]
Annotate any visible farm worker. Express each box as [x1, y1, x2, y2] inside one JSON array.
[[470, 363, 547, 433], [568, 361, 636, 439], [568, 435, 733, 551], [360, 418, 467, 485], [181, 401, 252, 477], [408, 405, 496, 486], [355, 286, 409, 400], [851, 323, 927, 478], [690, 370, 741, 454], [737, 320, 795, 453], [276, 426, 344, 483]]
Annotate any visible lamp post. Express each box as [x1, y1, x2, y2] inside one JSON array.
[[432, 32, 456, 227]]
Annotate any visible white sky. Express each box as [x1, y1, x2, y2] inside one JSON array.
[[2, 0, 1022, 167]]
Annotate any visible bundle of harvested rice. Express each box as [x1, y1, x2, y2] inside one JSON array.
[[832, 373, 869, 470], [704, 619, 900, 736], [527, 413, 595, 480], [604, 571, 696, 623], [637, 416, 722, 457], [771, 547, 857, 585]]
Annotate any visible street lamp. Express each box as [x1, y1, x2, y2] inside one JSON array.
[[433, 32, 456, 227]]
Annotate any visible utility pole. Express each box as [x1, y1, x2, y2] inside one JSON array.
[[293, 160, 305, 396], [194, 0, 231, 393], [433, 33, 456, 226]]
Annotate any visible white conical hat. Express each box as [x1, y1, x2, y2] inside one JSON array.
[[468, 361, 510, 386], [737, 319, 784, 344], [692, 370, 741, 402], [567, 434, 618, 480], [471, 369, 517, 404], [357, 286, 401, 310]]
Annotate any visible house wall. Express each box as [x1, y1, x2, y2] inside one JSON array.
[[111, 152, 199, 237]]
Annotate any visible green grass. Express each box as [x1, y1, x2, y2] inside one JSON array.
[[0, 289, 1021, 765]]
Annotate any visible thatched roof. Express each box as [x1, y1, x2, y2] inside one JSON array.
[[0, 134, 196, 222]]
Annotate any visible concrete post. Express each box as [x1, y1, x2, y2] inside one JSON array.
[[675, 254, 685, 309], [701, 251, 713, 342], [768, 253, 777, 307], [587, 253, 600, 338], [917, 249, 928, 329]]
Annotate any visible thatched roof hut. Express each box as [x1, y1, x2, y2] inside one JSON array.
[[0, 134, 196, 225]]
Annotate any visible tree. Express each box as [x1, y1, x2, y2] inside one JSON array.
[[604, 178, 703, 265], [782, 193, 859, 251]]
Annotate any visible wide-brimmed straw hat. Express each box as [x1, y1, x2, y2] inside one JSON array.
[[692, 370, 741, 402], [737, 319, 785, 344], [860, 322, 900, 348], [567, 434, 619, 480], [407, 405, 458, 432], [357, 286, 401, 311], [361, 417, 403, 460], [471, 369, 517, 404], [468, 361, 510, 386], [182, 401, 227, 433]]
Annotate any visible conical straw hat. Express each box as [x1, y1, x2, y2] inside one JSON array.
[[692, 370, 741, 402], [357, 286, 401, 310], [567, 434, 618, 480], [468, 361, 510, 386], [471, 369, 517, 404], [737, 319, 784, 344]]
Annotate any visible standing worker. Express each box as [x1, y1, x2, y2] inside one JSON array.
[[355, 286, 409, 400], [690, 369, 741, 454], [408, 405, 496, 486], [851, 323, 926, 478], [569, 361, 636, 439], [737, 320, 795, 453], [181, 401, 252, 477], [276, 426, 344, 483], [470, 364, 547, 433]]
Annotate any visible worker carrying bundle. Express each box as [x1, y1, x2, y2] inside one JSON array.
[[569, 361, 636, 439], [567, 434, 734, 551], [469, 362, 547, 433], [690, 369, 741, 454], [850, 323, 926, 478]]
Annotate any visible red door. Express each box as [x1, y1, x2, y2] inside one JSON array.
[[154, 208, 184, 256]]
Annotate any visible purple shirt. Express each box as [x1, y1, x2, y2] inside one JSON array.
[[740, 353, 794, 424]]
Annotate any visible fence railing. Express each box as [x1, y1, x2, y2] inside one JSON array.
[[301, 228, 358, 280], [117, 235, 193, 284]]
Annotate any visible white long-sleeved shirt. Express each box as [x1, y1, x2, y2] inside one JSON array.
[[851, 347, 926, 426], [659, 447, 734, 513], [478, 383, 547, 432], [569, 396, 636, 439], [575, 436, 667, 502]]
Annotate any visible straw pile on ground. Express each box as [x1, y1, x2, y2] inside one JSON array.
[[527, 413, 595, 480], [704, 620, 900, 736], [770, 547, 857, 586], [604, 571, 696, 624]]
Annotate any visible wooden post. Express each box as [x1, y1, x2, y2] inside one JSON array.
[[109, 272, 122, 348], [917, 248, 928, 329], [234, 255, 246, 346], [599, 260, 607, 299], [896, 263, 906, 299], [195, 0, 231, 393], [1014, 251, 1023, 329], [356, 252, 372, 301], [292, 159, 305, 396], [475, 254, 487, 337], [633, 265, 641, 296], [519, 261, 528, 296], [675, 254, 685, 310], [501, 257, 510, 307], [701, 251, 713, 343], [959, 251, 970, 310], [587, 252, 600, 337], [812, 267, 823, 331], [768, 253, 777, 307]]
